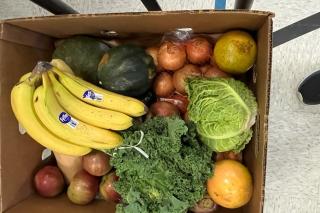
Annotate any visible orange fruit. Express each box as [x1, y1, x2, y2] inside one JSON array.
[[207, 160, 253, 209], [213, 30, 257, 74]]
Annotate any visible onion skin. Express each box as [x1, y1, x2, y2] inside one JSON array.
[[34, 165, 65, 198], [146, 46, 159, 67], [200, 65, 230, 78], [153, 72, 175, 97], [190, 195, 218, 213], [183, 112, 190, 122], [186, 37, 212, 64], [173, 64, 202, 95], [216, 151, 243, 162], [158, 41, 186, 71], [159, 93, 189, 114], [67, 170, 99, 205], [83, 150, 112, 177], [149, 101, 180, 117]]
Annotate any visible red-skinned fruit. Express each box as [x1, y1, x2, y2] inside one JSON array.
[[83, 150, 112, 177], [67, 170, 99, 205], [34, 165, 65, 198], [99, 171, 122, 203]]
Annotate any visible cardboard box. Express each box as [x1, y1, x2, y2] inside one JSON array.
[[0, 10, 273, 213]]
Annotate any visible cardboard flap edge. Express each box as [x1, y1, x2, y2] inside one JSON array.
[[0, 23, 53, 50], [2, 10, 274, 23]]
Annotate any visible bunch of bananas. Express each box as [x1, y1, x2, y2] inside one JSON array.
[[10, 60, 147, 156]]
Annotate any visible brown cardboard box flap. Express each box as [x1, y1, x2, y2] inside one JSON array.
[[0, 29, 52, 211], [0, 23, 53, 50], [243, 15, 273, 213], [3, 10, 274, 38], [6, 194, 116, 213]]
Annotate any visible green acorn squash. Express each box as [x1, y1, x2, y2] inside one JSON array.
[[97, 44, 156, 97], [52, 36, 109, 84]]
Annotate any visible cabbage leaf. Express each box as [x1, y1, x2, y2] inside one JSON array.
[[187, 78, 257, 152]]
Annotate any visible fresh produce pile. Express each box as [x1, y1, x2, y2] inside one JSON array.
[[11, 29, 258, 212]]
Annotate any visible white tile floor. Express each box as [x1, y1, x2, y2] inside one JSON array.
[[1, 0, 320, 212]]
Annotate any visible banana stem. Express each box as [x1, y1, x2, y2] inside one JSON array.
[[23, 61, 53, 87], [33, 61, 53, 74]]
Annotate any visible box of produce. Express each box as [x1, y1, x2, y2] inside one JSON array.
[[0, 10, 273, 213]]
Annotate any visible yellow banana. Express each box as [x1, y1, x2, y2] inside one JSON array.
[[19, 72, 32, 82], [50, 59, 74, 75], [11, 71, 91, 156], [33, 73, 123, 150], [51, 66, 147, 117], [48, 71, 133, 130]]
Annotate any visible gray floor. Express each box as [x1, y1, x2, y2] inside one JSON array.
[[1, 0, 320, 212]]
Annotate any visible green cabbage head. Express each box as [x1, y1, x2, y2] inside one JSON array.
[[186, 77, 257, 152]]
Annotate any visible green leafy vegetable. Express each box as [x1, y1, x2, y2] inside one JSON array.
[[187, 78, 257, 152], [110, 116, 212, 213]]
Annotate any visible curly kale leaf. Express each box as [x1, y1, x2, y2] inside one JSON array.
[[110, 117, 212, 213]]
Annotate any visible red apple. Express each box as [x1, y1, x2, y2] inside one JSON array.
[[34, 165, 65, 198], [83, 150, 112, 177], [67, 170, 99, 205], [99, 172, 122, 203]]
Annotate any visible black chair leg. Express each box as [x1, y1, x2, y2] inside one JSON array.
[[140, 0, 162, 11], [30, 0, 78, 15], [30, 0, 255, 14], [234, 0, 254, 9]]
